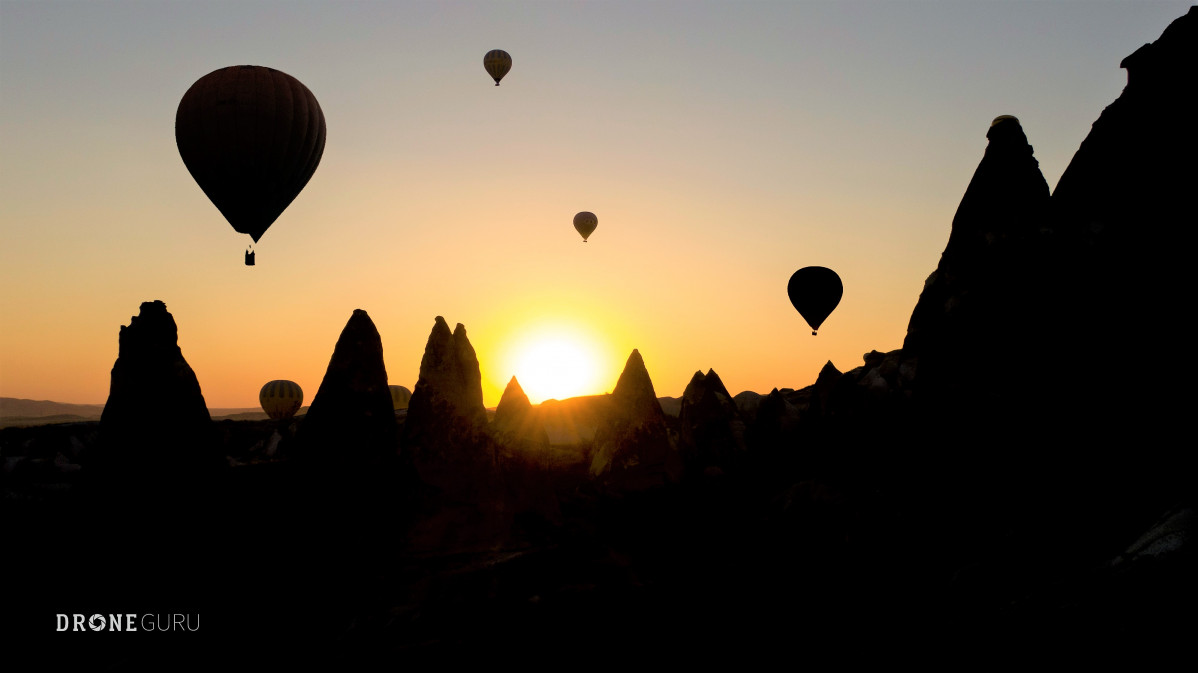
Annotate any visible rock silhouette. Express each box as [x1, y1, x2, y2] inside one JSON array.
[[492, 376, 550, 455], [8, 9, 1197, 665], [402, 317, 508, 552], [900, 115, 1050, 416], [403, 317, 493, 472], [677, 368, 745, 475], [298, 309, 397, 467], [1044, 5, 1196, 513], [589, 349, 680, 490], [94, 300, 220, 491]]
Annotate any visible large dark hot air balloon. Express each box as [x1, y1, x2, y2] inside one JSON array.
[[176, 66, 326, 265], [573, 211, 598, 242], [484, 50, 512, 85], [787, 267, 843, 336]]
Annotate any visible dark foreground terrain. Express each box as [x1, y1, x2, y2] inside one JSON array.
[[5, 6, 1197, 668]]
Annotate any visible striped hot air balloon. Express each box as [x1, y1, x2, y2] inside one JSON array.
[[259, 380, 304, 420], [483, 50, 512, 85], [389, 385, 412, 411]]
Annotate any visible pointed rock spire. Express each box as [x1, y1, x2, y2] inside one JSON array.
[[300, 309, 396, 464], [403, 316, 497, 472], [494, 376, 532, 422], [406, 317, 487, 432], [610, 349, 663, 423], [96, 300, 219, 489], [900, 116, 1051, 403], [678, 367, 746, 474], [492, 376, 550, 455], [589, 349, 678, 490], [452, 323, 487, 424]]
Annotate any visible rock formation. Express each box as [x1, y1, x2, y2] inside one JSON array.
[[298, 309, 397, 467], [94, 300, 220, 490], [1043, 6, 1196, 507], [899, 115, 1050, 417], [402, 317, 493, 470], [401, 317, 518, 552], [857, 9, 1198, 594], [492, 376, 550, 456], [589, 349, 680, 490], [677, 369, 746, 475], [746, 387, 801, 460]]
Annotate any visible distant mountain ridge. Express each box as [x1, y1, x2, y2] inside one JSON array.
[[0, 398, 104, 420], [0, 397, 309, 427], [2, 392, 690, 428]]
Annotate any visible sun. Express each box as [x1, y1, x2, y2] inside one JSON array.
[[510, 335, 600, 404]]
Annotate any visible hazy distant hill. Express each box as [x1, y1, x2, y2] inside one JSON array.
[[0, 397, 309, 427], [0, 398, 104, 426], [0, 391, 682, 430]]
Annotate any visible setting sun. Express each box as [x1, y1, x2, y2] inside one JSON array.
[[505, 330, 604, 404]]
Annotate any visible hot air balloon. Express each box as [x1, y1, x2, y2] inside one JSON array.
[[483, 50, 512, 85], [176, 65, 327, 265], [787, 267, 843, 336], [573, 212, 598, 242], [260, 380, 304, 420], [389, 385, 412, 411]]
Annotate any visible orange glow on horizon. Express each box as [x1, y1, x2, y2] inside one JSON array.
[[480, 319, 621, 406], [503, 332, 600, 405]]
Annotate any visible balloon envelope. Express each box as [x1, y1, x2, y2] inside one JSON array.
[[389, 385, 412, 411], [176, 65, 326, 243], [483, 50, 512, 85], [573, 212, 598, 242], [260, 380, 304, 420], [787, 267, 843, 335]]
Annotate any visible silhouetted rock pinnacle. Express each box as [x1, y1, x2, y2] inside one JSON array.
[[750, 387, 801, 455], [678, 368, 746, 475], [403, 317, 499, 490], [495, 376, 531, 419], [611, 349, 662, 420], [95, 300, 219, 490], [402, 317, 511, 553], [493, 376, 550, 453], [900, 115, 1050, 409], [404, 317, 488, 439], [813, 360, 842, 414], [590, 349, 679, 490], [299, 309, 397, 466]]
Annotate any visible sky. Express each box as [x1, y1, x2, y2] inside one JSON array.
[[1, 0, 1191, 408]]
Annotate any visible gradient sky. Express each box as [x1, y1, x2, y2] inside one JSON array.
[[1, 0, 1190, 408]]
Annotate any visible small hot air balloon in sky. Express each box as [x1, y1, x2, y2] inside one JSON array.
[[260, 380, 304, 420], [573, 212, 598, 242], [787, 266, 843, 336], [483, 50, 512, 85], [176, 65, 327, 265], [389, 385, 412, 411]]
